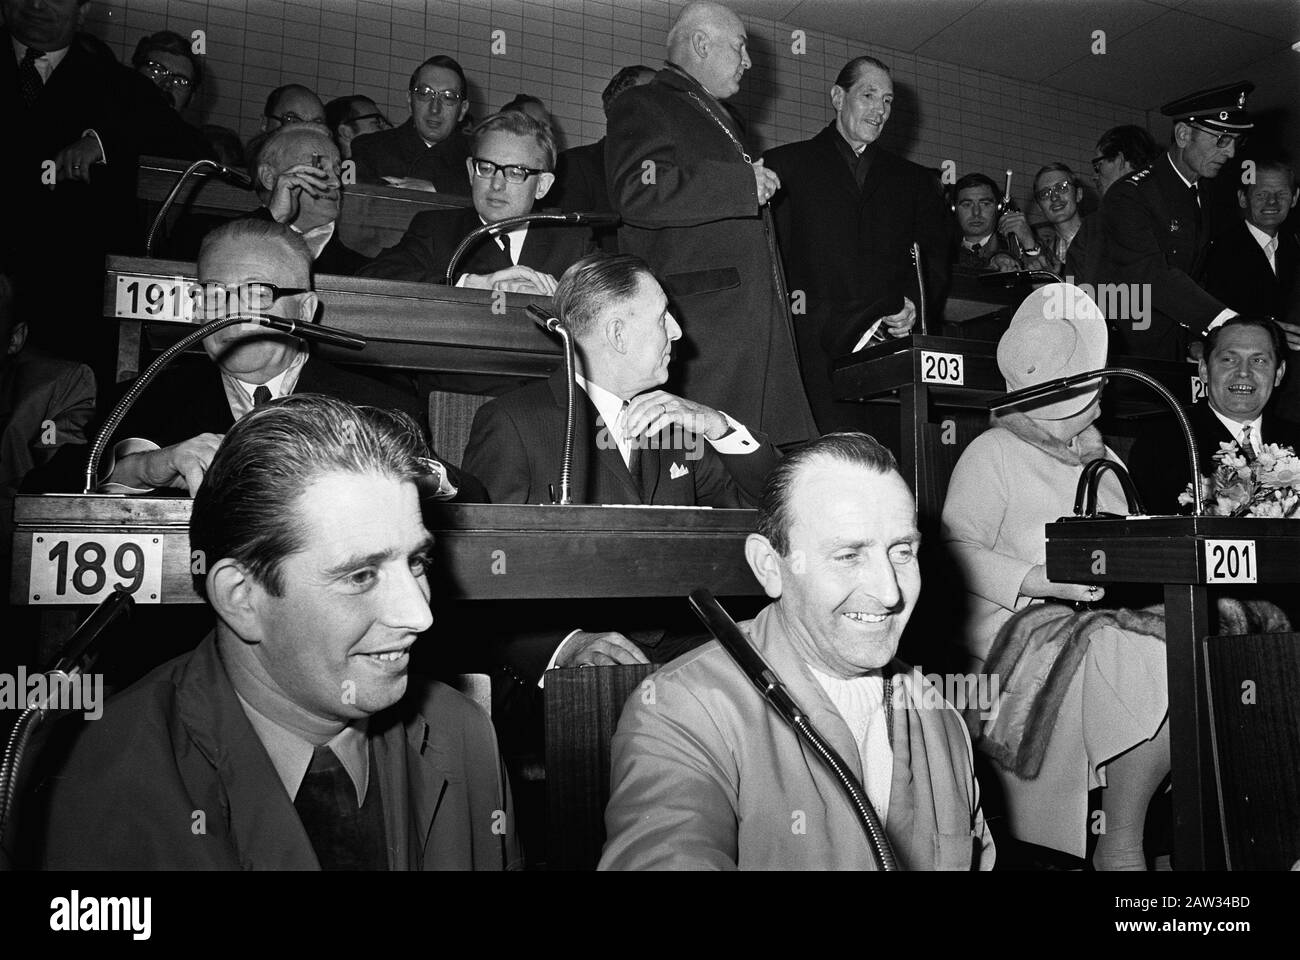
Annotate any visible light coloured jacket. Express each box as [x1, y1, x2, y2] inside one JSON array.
[[599, 604, 995, 870]]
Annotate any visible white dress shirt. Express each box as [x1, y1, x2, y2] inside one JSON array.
[[1210, 407, 1263, 457], [1245, 221, 1278, 274]]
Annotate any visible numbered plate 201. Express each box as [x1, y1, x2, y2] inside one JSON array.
[[920, 350, 964, 386], [29, 533, 164, 604], [1203, 539, 1257, 584]]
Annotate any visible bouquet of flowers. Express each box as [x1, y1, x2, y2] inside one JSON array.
[[1180, 441, 1300, 517]]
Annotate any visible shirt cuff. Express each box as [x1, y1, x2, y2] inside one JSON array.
[[1206, 309, 1237, 332], [80, 128, 107, 165], [98, 437, 160, 493], [538, 629, 585, 688], [706, 412, 759, 455]]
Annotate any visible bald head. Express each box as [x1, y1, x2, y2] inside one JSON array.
[[666, 1, 750, 100]]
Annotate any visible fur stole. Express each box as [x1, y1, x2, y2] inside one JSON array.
[[969, 598, 1290, 779], [989, 409, 1107, 466]]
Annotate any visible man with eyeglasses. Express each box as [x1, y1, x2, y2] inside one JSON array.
[[351, 55, 472, 195], [131, 29, 199, 113], [260, 83, 326, 132], [1099, 82, 1252, 361], [1091, 125, 1159, 199], [360, 111, 593, 294], [74, 219, 478, 500], [246, 122, 370, 276], [325, 94, 391, 160], [1000, 164, 1092, 281]]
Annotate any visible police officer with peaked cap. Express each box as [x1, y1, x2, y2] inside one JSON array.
[[1098, 81, 1253, 361]]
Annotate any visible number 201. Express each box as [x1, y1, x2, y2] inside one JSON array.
[[47, 541, 145, 596], [1210, 543, 1252, 580]]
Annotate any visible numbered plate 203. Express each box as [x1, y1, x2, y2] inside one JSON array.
[[1203, 539, 1257, 584], [29, 533, 164, 604], [920, 350, 964, 386]]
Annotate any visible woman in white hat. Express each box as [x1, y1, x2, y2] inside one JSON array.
[[941, 286, 1169, 870]]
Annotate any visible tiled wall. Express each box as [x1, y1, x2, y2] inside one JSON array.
[[85, 0, 1150, 210]]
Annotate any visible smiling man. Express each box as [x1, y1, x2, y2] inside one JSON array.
[[1128, 316, 1300, 513], [1099, 82, 1253, 360], [600, 432, 993, 870], [763, 55, 949, 435], [42, 395, 519, 870]]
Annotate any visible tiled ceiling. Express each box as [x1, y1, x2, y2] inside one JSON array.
[[731, 0, 1299, 153]]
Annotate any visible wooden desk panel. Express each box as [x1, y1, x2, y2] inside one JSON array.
[[12, 497, 761, 605]]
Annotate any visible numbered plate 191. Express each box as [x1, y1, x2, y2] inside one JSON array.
[[114, 275, 193, 323], [920, 350, 964, 386], [1203, 539, 1257, 584], [29, 533, 164, 604]]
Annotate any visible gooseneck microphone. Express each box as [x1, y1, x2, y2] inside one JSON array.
[[688, 589, 901, 871], [444, 211, 622, 285], [84, 313, 366, 493], [910, 241, 928, 336], [990, 366, 1202, 515], [527, 304, 576, 504], [146, 158, 254, 256]]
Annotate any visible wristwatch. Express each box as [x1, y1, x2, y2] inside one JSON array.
[[1023, 245, 1043, 257]]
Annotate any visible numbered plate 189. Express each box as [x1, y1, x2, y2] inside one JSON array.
[[920, 350, 964, 386], [29, 533, 164, 604], [1203, 539, 1257, 584], [114, 275, 194, 323]]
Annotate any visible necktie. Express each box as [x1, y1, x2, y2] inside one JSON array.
[[498, 233, 512, 262], [253, 385, 272, 408], [294, 745, 386, 870], [1265, 237, 1278, 274], [619, 401, 644, 498], [1239, 424, 1256, 463], [1189, 183, 1202, 228], [19, 47, 43, 107]]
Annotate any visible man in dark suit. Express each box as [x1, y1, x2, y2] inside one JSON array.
[[1204, 161, 1300, 417], [41, 394, 520, 870], [360, 111, 592, 294], [605, 1, 816, 447], [549, 64, 654, 251], [763, 55, 948, 434], [461, 253, 779, 675], [1098, 83, 1253, 361], [351, 55, 472, 195], [71, 218, 480, 501], [248, 122, 370, 277], [2, 0, 210, 370], [1127, 316, 1300, 513]]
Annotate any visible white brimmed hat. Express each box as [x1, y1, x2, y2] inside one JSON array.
[[997, 283, 1108, 420]]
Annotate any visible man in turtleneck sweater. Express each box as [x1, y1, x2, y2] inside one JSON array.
[[601, 433, 994, 870], [41, 395, 519, 870]]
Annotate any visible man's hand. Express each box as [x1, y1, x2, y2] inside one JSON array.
[[459, 265, 559, 295], [1019, 564, 1104, 603], [267, 163, 339, 224], [52, 135, 104, 185], [752, 159, 781, 206], [381, 176, 438, 193], [124, 433, 224, 495], [988, 252, 1022, 273], [882, 297, 917, 337], [996, 209, 1038, 250], [1277, 319, 1300, 353], [556, 631, 650, 668], [623, 389, 729, 441]]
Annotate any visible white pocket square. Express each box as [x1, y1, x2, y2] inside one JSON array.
[[669, 462, 689, 479]]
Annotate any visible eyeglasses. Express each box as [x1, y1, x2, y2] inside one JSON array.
[[349, 111, 391, 129], [1188, 122, 1246, 150], [266, 112, 326, 126], [188, 282, 311, 320], [411, 85, 464, 105], [1090, 155, 1113, 174], [141, 60, 193, 89], [1033, 181, 1075, 203], [470, 157, 545, 184]]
